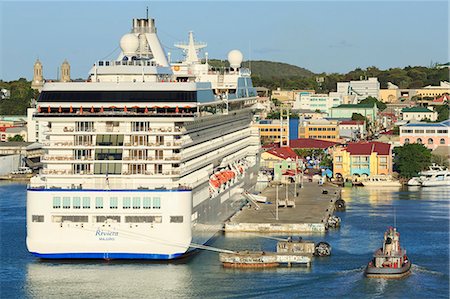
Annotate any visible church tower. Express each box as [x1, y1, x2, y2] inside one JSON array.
[[61, 59, 71, 82], [31, 59, 44, 91]]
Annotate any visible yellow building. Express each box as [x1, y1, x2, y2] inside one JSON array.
[[379, 89, 398, 103], [271, 89, 315, 103], [299, 119, 340, 142], [254, 120, 289, 145], [333, 142, 392, 179]]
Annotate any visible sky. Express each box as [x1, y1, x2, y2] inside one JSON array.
[[0, 0, 448, 81]]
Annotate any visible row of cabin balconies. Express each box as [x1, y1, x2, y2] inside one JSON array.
[[42, 141, 183, 148], [40, 169, 183, 176], [48, 126, 185, 134], [42, 156, 182, 162]]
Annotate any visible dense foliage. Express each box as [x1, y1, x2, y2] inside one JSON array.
[[0, 78, 37, 115], [393, 143, 432, 178], [7, 134, 24, 142], [359, 96, 387, 111], [435, 104, 449, 122]]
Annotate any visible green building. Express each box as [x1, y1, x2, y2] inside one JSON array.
[[330, 103, 378, 122]]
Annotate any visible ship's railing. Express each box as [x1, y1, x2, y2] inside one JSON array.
[[123, 156, 182, 161], [28, 181, 193, 191], [95, 60, 159, 67]]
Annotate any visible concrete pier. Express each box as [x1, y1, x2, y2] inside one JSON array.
[[225, 181, 340, 233]]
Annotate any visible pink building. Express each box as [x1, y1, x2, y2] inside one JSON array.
[[399, 120, 450, 150]]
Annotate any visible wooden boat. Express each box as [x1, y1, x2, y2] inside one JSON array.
[[365, 227, 411, 279]]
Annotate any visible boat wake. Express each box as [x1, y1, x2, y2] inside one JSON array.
[[411, 264, 447, 277]]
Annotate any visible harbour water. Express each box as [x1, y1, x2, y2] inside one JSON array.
[[1, 181, 449, 298]]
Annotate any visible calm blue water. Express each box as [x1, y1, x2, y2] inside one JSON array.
[[1, 181, 449, 298]]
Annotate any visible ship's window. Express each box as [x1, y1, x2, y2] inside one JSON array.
[[94, 162, 122, 175], [143, 197, 151, 209], [132, 197, 141, 209], [110, 197, 118, 209], [53, 197, 61, 209], [52, 215, 89, 223], [82, 197, 90, 209], [125, 216, 162, 223], [95, 197, 104, 209], [170, 216, 183, 223], [123, 197, 131, 209], [154, 164, 163, 174], [73, 197, 81, 209], [32, 215, 44, 222], [153, 197, 161, 209], [63, 197, 71, 209], [96, 215, 120, 223], [75, 121, 94, 132]]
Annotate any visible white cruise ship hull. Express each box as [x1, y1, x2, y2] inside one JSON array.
[[27, 164, 258, 260]]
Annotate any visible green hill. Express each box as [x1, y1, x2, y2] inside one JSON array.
[[207, 59, 316, 89]]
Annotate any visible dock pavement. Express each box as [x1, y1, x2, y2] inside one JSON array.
[[225, 181, 341, 233]]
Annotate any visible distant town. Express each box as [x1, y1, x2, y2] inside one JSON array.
[[0, 59, 449, 183]]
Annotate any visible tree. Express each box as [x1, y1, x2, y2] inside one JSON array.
[[393, 143, 432, 178], [351, 113, 366, 122], [360, 96, 387, 111], [7, 134, 24, 142], [435, 104, 449, 122]]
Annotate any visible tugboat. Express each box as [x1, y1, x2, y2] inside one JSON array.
[[365, 227, 411, 279]]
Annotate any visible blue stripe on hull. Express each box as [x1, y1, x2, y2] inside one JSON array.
[[31, 252, 184, 260]]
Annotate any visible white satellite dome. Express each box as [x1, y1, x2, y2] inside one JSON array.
[[120, 33, 139, 56], [228, 50, 243, 69]]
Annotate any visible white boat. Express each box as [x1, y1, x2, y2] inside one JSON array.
[[26, 17, 260, 260], [421, 171, 450, 187], [362, 176, 401, 187], [407, 164, 449, 186]]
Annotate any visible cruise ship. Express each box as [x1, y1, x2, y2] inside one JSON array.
[[27, 17, 260, 259]]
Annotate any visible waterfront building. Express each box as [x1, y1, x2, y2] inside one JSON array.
[[329, 103, 378, 123], [336, 77, 380, 101], [333, 141, 392, 179], [271, 89, 314, 104], [260, 146, 299, 170], [401, 107, 438, 122], [255, 119, 301, 145], [273, 159, 303, 182], [289, 138, 338, 151], [293, 93, 342, 115], [31, 59, 44, 92], [399, 120, 450, 150], [298, 119, 340, 142], [338, 120, 366, 140], [0, 126, 27, 142]]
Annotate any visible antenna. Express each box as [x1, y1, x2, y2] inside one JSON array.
[[146, 6, 149, 19]]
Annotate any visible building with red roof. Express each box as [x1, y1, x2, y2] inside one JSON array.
[[261, 146, 301, 170], [332, 141, 393, 179], [289, 138, 338, 150]]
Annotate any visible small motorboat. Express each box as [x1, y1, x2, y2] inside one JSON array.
[[365, 227, 411, 279]]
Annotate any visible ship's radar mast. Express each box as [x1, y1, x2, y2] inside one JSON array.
[[174, 31, 207, 64]]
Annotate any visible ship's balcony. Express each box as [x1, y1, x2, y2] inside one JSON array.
[[123, 155, 182, 162]]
